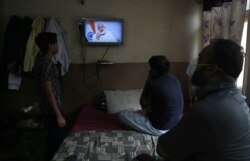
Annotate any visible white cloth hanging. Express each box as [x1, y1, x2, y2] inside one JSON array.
[[8, 73, 22, 90], [45, 17, 69, 76]]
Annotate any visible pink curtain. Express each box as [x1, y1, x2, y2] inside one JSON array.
[[203, 0, 247, 47]]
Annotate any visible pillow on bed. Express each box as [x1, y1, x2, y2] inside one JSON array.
[[104, 89, 143, 113]]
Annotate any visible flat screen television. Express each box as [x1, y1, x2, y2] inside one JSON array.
[[81, 18, 124, 46]]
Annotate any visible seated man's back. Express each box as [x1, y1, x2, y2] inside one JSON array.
[[148, 73, 183, 130], [119, 55, 184, 136]]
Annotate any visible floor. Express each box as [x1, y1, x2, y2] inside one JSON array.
[[0, 110, 76, 161], [0, 120, 47, 161]]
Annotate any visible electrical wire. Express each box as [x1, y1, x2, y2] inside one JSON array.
[[81, 44, 102, 91], [80, 37, 112, 91], [79, 23, 112, 91], [79, 24, 97, 90], [100, 46, 110, 60]]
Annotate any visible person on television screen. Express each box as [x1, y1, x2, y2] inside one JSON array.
[[118, 55, 184, 136], [156, 39, 250, 161], [95, 23, 116, 42]]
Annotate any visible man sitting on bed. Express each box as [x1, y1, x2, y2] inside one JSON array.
[[118, 55, 184, 136]]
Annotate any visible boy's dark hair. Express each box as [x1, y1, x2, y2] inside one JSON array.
[[211, 39, 243, 79], [35, 32, 57, 52], [149, 55, 170, 75]]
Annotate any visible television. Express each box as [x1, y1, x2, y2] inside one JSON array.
[[81, 18, 124, 46]]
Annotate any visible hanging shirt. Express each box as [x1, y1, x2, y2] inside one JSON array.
[[18, 16, 33, 72], [23, 16, 45, 72], [3, 15, 21, 72], [45, 17, 69, 76]]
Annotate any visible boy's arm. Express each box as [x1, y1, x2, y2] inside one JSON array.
[[43, 81, 66, 127]]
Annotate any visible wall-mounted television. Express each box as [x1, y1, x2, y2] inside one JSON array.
[[81, 18, 124, 46]]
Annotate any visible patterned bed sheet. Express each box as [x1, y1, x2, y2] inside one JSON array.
[[52, 130, 159, 161]]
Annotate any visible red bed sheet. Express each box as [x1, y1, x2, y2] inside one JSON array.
[[71, 104, 128, 133]]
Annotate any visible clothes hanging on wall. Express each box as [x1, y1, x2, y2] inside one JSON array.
[[23, 16, 45, 72], [3, 16, 33, 74], [3, 15, 69, 90], [18, 16, 33, 72], [3, 15, 22, 73], [3, 16, 33, 90], [45, 17, 69, 76]]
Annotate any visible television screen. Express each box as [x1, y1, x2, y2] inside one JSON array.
[[82, 18, 124, 46]]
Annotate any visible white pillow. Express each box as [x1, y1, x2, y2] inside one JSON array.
[[104, 89, 143, 113]]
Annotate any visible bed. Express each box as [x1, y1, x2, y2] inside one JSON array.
[[52, 89, 159, 161]]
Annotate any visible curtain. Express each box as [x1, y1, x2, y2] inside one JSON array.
[[202, 0, 247, 47]]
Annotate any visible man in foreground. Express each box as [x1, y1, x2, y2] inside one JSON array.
[[157, 39, 250, 161]]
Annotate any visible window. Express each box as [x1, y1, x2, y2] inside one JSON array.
[[236, 21, 248, 89], [236, 1, 249, 91]]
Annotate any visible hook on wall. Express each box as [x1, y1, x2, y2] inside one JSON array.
[[80, 0, 84, 5]]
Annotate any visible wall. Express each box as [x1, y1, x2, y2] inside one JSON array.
[[0, 62, 189, 118], [0, 0, 4, 63], [0, 0, 202, 120], [1, 0, 202, 63]]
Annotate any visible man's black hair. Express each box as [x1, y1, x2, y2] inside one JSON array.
[[35, 32, 57, 52], [149, 55, 170, 75], [211, 39, 243, 79]]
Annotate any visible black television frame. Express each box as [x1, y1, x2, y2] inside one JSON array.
[[81, 17, 124, 46]]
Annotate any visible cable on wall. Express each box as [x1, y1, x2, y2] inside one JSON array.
[[78, 22, 100, 91], [101, 46, 110, 60], [81, 45, 103, 91]]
